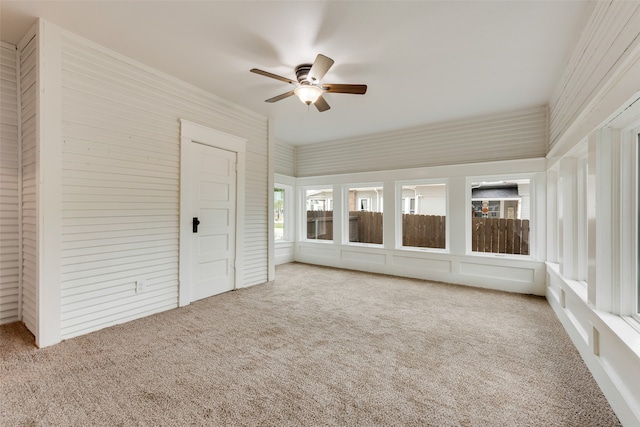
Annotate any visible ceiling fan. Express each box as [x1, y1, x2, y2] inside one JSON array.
[[250, 54, 367, 112]]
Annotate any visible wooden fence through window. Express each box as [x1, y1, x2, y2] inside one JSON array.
[[306, 211, 529, 255], [306, 210, 334, 240], [471, 217, 529, 255], [402, 214, 446, 248], [351, 212, 383, 244]]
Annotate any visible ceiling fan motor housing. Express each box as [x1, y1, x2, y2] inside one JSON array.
[[295, 64, 314, 84]]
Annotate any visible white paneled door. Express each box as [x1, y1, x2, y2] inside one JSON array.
[[190, 142, 237, 301]]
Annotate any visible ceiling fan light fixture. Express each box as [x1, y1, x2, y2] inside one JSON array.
[[294, 85, 323, 105]]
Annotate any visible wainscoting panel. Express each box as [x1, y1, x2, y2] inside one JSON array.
[[341, 250, 387, 267], [392, 255, 452, 273], [296, 242, 545, 295], [275, 242, 294, 265], [459, 261, 535, 283], [298, 244, 339, 260]]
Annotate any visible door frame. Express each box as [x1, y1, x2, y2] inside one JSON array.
[[179, 119, 246, 307]]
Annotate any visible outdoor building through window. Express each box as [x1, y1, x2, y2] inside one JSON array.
[[348, 185, 383, 244], [470, 178, 531, 255], [400, 183, 446, 249], [306, 188, 333, 240]]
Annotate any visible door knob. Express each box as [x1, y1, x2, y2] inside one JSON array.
[[193, 217, 200, 233]]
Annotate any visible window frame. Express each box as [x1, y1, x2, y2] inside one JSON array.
[[466, 173, 535, 259], [620, 125, 640, 324], [589, 104, 640, 328], [636, 130, 640, 324], [395, 179, 449, 252], [274, 183, 293, 243]]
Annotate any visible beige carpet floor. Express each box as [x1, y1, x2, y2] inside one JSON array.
[[0, 262, 621, 426]]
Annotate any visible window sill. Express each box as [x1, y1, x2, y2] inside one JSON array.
[[301, 239, 334, 244], [399, 246, 449, 254], [467, 251, 534, 261], [346, 242, 384, 249]]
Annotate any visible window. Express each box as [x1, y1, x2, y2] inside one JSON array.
[[274, 188, 285, 241], [400, 183, 447, 249], [305, 187, 333, 240], [470, 178, 531, 256], [274, 183, 294, 242], [348, 185, 383, 245], [357, 198, 370, 211]]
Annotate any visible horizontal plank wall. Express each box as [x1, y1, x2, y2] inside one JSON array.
[[19, 33, 37, 336], [0, 42, 20, 325], [549, 1, 640, 151], [274, 139, 295, 177], [58, 30, 268, 339], [296, 106, 547, 177]]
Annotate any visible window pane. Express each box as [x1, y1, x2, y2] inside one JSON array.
[[306, 188, 333, 240], [401, 183, 446, 249], [348, 186, 383, 244], [470, 179, 531, 255], [274, 188, 285, 241]]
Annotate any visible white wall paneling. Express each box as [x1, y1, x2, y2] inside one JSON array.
[[59, 29, 268, 340], [295, 158, 547, 295], [18, 28, 37, 337], [548, 2, 640, 166], [1, 19, 273, 343], [549, 2, 640, 152], [0, 42, 20, 325], [274, 139, 295, 177], [267, 120, 275, 280], [37, 20, 63, 348], [296, 106, 547, 177]]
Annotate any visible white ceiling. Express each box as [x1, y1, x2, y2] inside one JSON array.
[[1, 1, 593, 145]]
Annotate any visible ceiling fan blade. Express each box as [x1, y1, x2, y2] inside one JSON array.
[[323, 84, 367, 95], [308, 54, 334, 82], [265, 90, 295, 103], [250, 68, 296, 85], [314, 95, 330, 112]]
